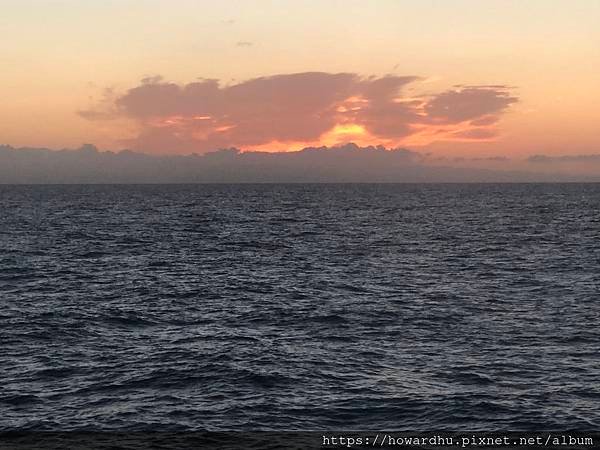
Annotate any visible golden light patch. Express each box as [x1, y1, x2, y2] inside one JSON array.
[[214, 124, 236, 132], [319, 123, 390, 148], [331, 123, 366, 136]]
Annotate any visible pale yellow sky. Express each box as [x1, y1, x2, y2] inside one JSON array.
[[1, 0, 599, 156]]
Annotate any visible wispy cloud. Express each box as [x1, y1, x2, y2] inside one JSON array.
[[528, 154, 600, 163]]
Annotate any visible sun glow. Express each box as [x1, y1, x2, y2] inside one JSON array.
[[319, 122, 390, 148], [331, 123, 367, 136]]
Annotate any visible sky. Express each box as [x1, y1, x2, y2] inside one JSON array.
[[1, 0, 599, 159]]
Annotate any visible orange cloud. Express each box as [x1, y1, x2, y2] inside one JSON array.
[[79, 72, 518, 154]]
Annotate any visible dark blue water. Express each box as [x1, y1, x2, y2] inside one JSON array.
[[1, 184, 599, 431]]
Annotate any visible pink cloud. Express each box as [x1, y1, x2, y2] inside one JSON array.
[[79, 72, 518, 154], [424, 86, 517, 123]]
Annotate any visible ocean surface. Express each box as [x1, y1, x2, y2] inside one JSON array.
[[1, 183, 599, 431]]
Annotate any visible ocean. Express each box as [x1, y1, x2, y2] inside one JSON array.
[[1, 183, 599, 431]]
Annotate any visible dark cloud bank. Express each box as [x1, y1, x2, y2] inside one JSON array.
[[1, 144, 597, 184]]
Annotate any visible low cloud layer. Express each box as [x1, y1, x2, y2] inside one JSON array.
[[2, 144, 594, 184], [80, 72, 518, 154]]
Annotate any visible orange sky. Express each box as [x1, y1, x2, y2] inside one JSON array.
[[1, 0, 599, 158]]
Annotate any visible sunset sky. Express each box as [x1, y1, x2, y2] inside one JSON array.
[[2, 0, 599, 158]]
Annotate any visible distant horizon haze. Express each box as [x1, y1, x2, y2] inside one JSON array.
[[1, 142, 599, 183]]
